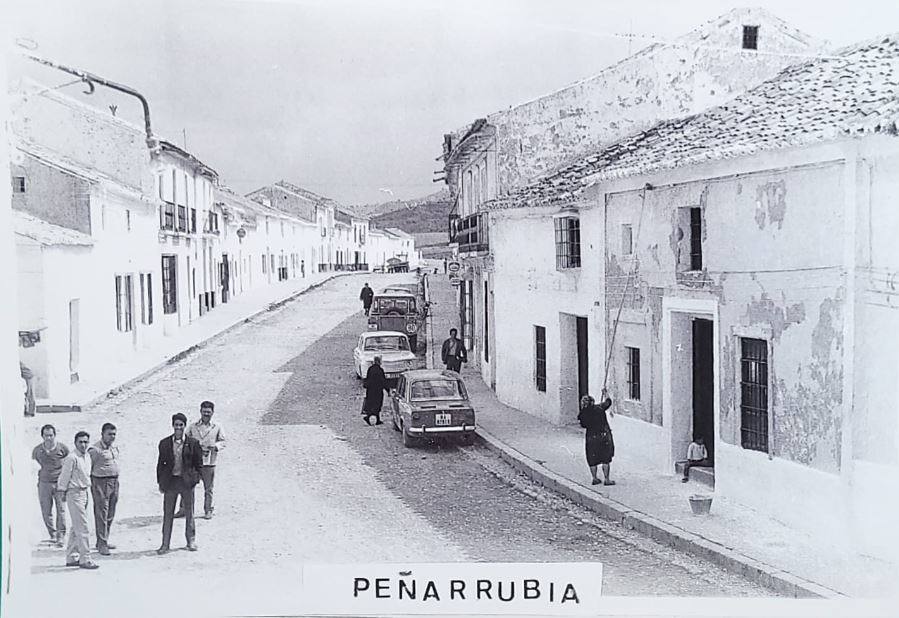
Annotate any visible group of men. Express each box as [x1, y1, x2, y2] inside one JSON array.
[[31, 400, 225, 569]]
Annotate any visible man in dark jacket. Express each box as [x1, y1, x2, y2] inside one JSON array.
[[362, 356, 390, 426], [441, 328, 467, 373], [156, 413, 203, 554], [359, 283, 374, 316]]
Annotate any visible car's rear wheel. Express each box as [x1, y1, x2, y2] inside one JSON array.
[[460, 432, 474, 446], [402, 423, 417, 448]]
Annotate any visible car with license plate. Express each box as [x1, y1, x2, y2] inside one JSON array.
[[367, 291, 422, 351], [390, 369, 476, 447], [353, 331, 417, 382]]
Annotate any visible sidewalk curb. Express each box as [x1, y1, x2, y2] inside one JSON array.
[[472, 427, 844, 600], [52, 273, 352, 413]]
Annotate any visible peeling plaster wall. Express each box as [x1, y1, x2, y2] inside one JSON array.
[[491, 203, 605, 425], [605, 163, 846, 473], [11, 158, 92, 234], [481, 10, 821, 195]]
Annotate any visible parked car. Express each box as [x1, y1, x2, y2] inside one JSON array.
[[368, 291, 422, 351], [390, 369, 476, 447], [353, 331, 417, 381]]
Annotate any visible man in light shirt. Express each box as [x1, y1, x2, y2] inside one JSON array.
[[186, 401, 225, 519], [57, 431, 99, 569], [88, 423, 120, 555], [681, 437, 711, 483]]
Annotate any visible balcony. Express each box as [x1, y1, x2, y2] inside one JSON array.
[[453, 213, 489, 254]]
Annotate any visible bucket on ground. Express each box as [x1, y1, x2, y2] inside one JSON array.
[[688, 494, 713, 515]]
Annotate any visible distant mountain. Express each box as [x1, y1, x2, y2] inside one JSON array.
[[357, 189, 452, 234]]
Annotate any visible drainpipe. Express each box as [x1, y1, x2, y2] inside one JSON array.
[[22, 53, 159, 152]]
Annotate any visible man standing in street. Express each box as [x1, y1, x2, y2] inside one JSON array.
[[156, 413, 203, 554], [32, 424, 68, 547], [441, 328, 467, 373], [443, 257, 447, 274], [57, 431, 99, 569], [186, 401, 225, 519], [88, 423, 119, 555], [359, 282, 374, 316]]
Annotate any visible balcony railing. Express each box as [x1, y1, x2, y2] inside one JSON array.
[[454, 213, 489, 254]]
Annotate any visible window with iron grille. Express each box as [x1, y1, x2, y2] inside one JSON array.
[[13, 176, 26, 193], [742, 25, 759, 50], [689, 207, 703, 270], [484, 280, 490, 363], [461, 280, 474, 353], [740, 338, 768, 452], [177, 205, 187, 232], [625, 346, 641, 400], [554, 216, 581, 269], [115, 275, 133, 332], [535, 326, 547, 392], [190, 208, 197, 233], [161, 255, 177, 314], [140, 273, 154, 325], [160, 202, 175, 230]]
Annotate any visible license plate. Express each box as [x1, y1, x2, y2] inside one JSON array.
[[435, 413, 451, 426]]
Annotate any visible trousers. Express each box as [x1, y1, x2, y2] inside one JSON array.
[[38, 480, 66, 539], [91, 476, 119, 549], [65, 488, 92, 565], [199, 466, 216, 514], [445, 359, 462, 373], [161, 478, 195, 548]]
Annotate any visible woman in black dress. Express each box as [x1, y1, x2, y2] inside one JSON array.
[[362, 356, 390, 425], [577, 388, 615, 486]]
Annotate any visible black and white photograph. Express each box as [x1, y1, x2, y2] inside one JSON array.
[[0, 1, 897, 616]]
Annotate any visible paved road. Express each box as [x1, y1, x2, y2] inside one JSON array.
[[18, 274, 770, 617]]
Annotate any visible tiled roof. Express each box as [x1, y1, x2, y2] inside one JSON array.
[[13, 210, 94, 246], [489, 34, 899, 210]]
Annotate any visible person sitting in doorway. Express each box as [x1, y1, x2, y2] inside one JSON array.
[[680, 437, 711, 482]]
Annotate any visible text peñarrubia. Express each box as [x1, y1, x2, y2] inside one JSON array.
[[353, 577, 581, 603]]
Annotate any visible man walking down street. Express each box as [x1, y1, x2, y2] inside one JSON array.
[[186, 401, 225, 519], [57, 431, 99, 569], [88, 423, 120, 555], [441, 328, 467, 373], [156, 413, 203, 554], [32, 424, 68, 547], [360, 282, 374, 316]]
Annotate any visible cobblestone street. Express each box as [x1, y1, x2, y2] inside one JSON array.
[[20, 274, 771, 617]]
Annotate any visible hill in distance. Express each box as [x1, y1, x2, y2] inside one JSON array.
[[358, 189, 452, 235]]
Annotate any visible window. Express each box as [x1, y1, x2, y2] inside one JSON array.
[[622, 224, 633, 256], [484, 280, 490, 363], [161, 255, 177, 314], [740, 338, 768, 452], [461, 280, 474, 352], [410, 378, 467, 401], [364, 335, 410, 352], [190, 208, 197, 233], [625, 347, 641, 400], [140, 273, 154, 325], [554, 216, 581, 269], [12, 176, 25, 193], [115, 275, 133, 332], [262, 254, 267, 273], [689, 207, 703, 271], [125, 210, 131, 232], [742, 25, 759, 50], [160, 202, 175, 230], [177, 205, 187, 232], [535, 326, 547, 392]]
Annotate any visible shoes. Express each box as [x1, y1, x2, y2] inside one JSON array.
[[65, 560, 80, 567], [186, 541, 198, 552], [591, 478, 601, 485], [203, 512, 213, 520], [363, 416, 372, 426], [603, 480, 617, 486], [97, 547, 110, 556], [681, 478, 689, 483], [156, 546, 170, 555], [54, 540, 65, 548], [79, 562, 100, 570], [174, 510, 185, 518], [96, 544, 116, 552]]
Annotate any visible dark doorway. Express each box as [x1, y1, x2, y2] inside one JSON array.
[[221, 254, 230, 303], [576, 317, 588, 401], [692, 318, 715, 463]]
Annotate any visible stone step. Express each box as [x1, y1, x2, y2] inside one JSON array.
[[674, 461, 715, 488]]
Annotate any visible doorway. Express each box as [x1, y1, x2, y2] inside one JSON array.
[[692, 318, 715, 464], [576, 316, 589, 401], [221, 253, 230, 303]]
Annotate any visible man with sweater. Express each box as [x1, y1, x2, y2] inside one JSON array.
[[186, 401, 226, 519]]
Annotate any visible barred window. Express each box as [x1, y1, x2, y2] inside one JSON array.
[[160, 202, 175, 230], [625, 346, 641, 400], [161, 255, 177, 314], [740, 338, 768, 452], [115, 275, 133, 332], [535, 326, 547, 392], [177, 205, 187, 232], [554, 216, 581, 269]]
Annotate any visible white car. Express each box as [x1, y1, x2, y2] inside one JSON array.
[[354, 331, 417, 380]]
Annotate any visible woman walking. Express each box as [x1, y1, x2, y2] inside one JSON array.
[[578, 388, 616, 486], [361, 356, 390, 425]]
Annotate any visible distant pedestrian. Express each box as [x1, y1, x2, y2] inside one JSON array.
[[442, 258, 447, 274], [361, 356, 390, 426], [360, 282, 374, 316], [578, 389, 616, 486], [57, 431, 99, 569], [301, 259, 305, 278], [156, 413, 203, 554], [186, 401, 226, 519], [441, 328, 467, 373], [680, 437, 710, 483], [32, 424, 68, 547], [88, 423, 120, 555]]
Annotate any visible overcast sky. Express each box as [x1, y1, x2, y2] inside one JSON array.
[[9, 0, 899, 204]]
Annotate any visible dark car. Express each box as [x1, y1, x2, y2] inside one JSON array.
[[390, 369, 476, 447], [368, 291, 422, 350]]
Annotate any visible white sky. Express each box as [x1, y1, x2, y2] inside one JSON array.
[[9, 0, 899, 204]]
